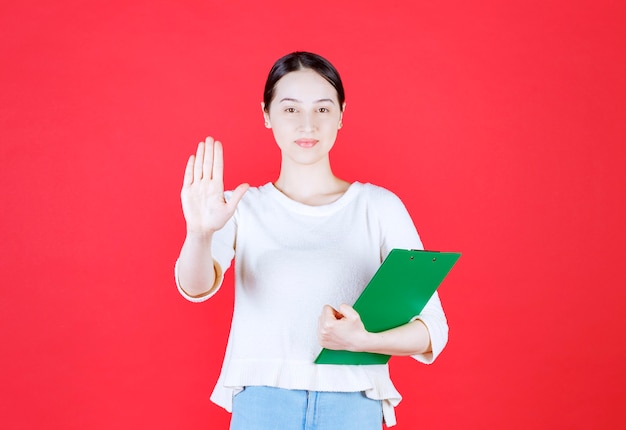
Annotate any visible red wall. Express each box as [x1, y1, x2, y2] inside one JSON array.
[[1, 1, 625, 428]]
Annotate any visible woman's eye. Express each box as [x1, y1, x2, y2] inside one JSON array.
[[285, 107, 297, 113], [318, 107, 329, 113]]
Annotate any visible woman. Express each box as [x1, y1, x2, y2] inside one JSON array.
[[175, 52, 448, 429]]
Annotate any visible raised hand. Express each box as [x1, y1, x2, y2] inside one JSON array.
[[181, 137, 249, 235]]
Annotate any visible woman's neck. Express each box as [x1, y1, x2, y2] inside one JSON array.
[[274, 160, 350, 206]]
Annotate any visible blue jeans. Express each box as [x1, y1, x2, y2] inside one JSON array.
[[230, 386, 383, 430]]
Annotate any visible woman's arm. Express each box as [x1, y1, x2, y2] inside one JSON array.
[[362, 318, 433, 356], [177, 232, 219, 298], [318, 291, 449, 360], [318, 304, 432, 356], [177, 137, 248, 298]]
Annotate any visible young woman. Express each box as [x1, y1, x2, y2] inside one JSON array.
[[175, 52, 448, 429]]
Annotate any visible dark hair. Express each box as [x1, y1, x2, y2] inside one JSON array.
[[263, 51, 345, 111]]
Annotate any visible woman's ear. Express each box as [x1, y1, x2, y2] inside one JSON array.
[[261, 102, 271, 128], [338, 103, 346, 129]]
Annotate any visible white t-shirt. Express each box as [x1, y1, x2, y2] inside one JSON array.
[[176, 182, 448, 426]]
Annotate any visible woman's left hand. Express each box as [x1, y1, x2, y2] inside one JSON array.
[[317, 304, 369, 352]]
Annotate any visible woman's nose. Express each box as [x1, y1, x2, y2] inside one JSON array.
[[299, 112, 316, 132]]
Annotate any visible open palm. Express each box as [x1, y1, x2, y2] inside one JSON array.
[[181, 137, 248, 234]]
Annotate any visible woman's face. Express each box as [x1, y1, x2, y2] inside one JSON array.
[[263, 68, 344, 167]]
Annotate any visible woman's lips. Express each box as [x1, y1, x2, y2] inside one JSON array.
[[295, 138, 318, 148]]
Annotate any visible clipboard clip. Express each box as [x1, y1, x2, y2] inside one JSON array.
[[411, 249, 441, 262]]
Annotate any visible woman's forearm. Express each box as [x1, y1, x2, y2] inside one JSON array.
[[318, 305, 433, 357], [177, 231, 218, 298], [360, 319, 432, 356]]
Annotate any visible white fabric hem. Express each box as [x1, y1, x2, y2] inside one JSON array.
[[174, 259, 224, 303], [210, 359, 402, 425]]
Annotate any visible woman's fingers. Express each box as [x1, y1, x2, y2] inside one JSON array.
[[202, 136, 215, 180], [183, 155, 195, 186], [184, 136, 233, 194], [212, 140, 224, 183], [227, 183, 250, 210], [194, 141, 205, 181], [338, 304, 358, 319], [190, 137, 221, 184]]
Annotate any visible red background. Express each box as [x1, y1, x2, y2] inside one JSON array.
[[2, 1, 625, 428]]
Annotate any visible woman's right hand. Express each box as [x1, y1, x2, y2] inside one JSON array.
[[181, 137, 249, 235]]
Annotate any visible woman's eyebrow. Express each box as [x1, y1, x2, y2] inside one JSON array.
[[279, 97, 336, 104]]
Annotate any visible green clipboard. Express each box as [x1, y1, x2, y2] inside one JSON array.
[[314, 248, 461, 365]]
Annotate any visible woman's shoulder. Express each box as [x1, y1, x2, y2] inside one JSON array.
[[225, 183, 271, 199], [351, 183, 412, 220], [356, 182, 405, 204], [226, 182, 285, 212]]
